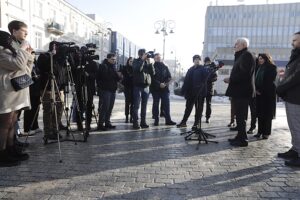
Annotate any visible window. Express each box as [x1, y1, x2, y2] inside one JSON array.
[[36, 1, 43, 18], [34, 32, 42, 49]]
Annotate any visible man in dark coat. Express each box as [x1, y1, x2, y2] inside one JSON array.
[[177, 55, 210, 129], [224, 38, 256, 147], [150, 53, 176, 126], [96, 53, 122, 131], [277, 32, 300, 167], [203, 57, 218, 123]]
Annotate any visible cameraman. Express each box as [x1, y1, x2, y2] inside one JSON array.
[[203, 57, 218, 123], [96, 53, 122, 131], [84, 58, 99, 131], [132, 49, 154, 129], [177, 55, 210, 129], [150, 53, 176, 126], [37, 42, 68, 140]]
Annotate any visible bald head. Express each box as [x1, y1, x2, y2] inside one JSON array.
[[292, 32, 300, 49], [234, 37, 249, 52]]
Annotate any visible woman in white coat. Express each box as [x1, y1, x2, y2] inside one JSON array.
[[0, 31, 33, 167]]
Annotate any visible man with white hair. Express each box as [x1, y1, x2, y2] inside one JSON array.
[[277, 32, 300, 167], [224, 37, 256, 147]]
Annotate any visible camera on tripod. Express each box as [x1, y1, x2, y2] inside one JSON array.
[[80, 44, 100, 65]]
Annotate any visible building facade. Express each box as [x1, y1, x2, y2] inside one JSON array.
[[203, 3, 300, 95], [0, 0, 139, 63]]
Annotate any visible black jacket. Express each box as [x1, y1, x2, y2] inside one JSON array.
[[37, 53, 68, 91], [96, 59, 121, 92], [276, 48, 300, 105], [121, 64, 133, 88], [204, 63, 218, 96], [225, 48, 256, 98], [132, 58, 154, 88], [150, 62, 171, 93], [181, 65, 210, 99], [85, 60, 98, 95], [256, 63, 277, 119]]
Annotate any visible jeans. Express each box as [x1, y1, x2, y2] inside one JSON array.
[[132, 86, 149, 124], [152, 91, 171, 123], [98, 90, 116, 126]]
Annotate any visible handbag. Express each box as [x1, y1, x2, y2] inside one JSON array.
[[10, 74, 34, 91]]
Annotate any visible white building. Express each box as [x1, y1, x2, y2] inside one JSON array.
[[0, 0, 111, 59]]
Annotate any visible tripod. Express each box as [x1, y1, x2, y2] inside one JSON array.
[[63, 57, 89, 142], [180, 97, 218, 144]]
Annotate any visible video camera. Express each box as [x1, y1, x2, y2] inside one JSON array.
[[80, 44, 99, 65], [206, 60, 224, 72]]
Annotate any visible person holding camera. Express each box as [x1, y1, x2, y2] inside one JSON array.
[[0, 30, 34, 167], [96, 53, 122, 131], [132, 49, 155, 129], [203, 57, 218, 123], [177, 55, 210, 129], [151, 53, 176, 126], [225, 38, 256, 147], [37, 42, 68, 140]]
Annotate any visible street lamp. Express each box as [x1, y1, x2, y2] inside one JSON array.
[[154, 19, 175, 60], [170, 50, 178, 78], [97, 22, 112, 61]]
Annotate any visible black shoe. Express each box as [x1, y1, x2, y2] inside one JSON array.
[[7, 146, 29, 161], [0, 150, 21, 167], [133, 123, 140, 129], [105, 124, 116, 129], [229, 139, 248, 147], [166, 121, 176, 126], [253, 133, 261, 138], [285, 158, 300, 167], [97, 125, 107, 131], [262, 135, 269, 140], [228, 137, 238, 142], [227, 122, 235, 127], [229, 127, 238, 131], [59, 124, 68, 131], [206, 118, 210, 123], [278, 149, 299, 159], [247, 127, 256, 134], [176, 122, 187, 128], [140, 123, 149, 128], [15, 140, 29, 148], [44, 133, 62, 140], [192, 125, 198, 130]]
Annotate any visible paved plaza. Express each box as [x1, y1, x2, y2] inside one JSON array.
[[0, 97, 300, 200]]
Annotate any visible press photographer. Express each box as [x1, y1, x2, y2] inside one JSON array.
[[37, 41, 68, 140]]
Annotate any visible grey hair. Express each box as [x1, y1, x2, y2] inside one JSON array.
[[236, 37, 250, 47]]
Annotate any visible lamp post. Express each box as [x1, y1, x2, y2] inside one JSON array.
[[170, 50, 178, 79], [97, 22, 112, 61], [154, 19, 175, 60]]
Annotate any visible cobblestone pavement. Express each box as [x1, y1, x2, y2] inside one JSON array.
[[1, 97, 300, 200]]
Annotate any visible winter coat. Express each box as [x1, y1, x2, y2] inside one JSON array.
[[181, 65, 210, 99], [255, 63, 277, 119], [225, 48, 256, 98], [150, 62, 171, 93], [96, 59, 121, 92], [0, 46, 34, 114], [276, 49, 300, 105], [132, 58, 154, 88]]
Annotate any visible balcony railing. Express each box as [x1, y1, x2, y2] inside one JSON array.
[[47, 21, 64, 35]]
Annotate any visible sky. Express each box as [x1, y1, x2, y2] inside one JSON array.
[[67, 0, 300, 69]]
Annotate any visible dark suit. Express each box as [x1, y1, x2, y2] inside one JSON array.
[[226, 48, 256, 140]]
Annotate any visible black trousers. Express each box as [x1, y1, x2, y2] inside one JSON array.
[[231, 97, 250, 140], [258, 117, 272, 136], [249, 97, 257, 129], [182, 95, 205, 126], [85, 93, 94, 129], [204, 95, 212, 119], [23, 95, 40, 132]]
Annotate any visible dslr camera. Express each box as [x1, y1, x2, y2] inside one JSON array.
[[146, 51, 155, 59]]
